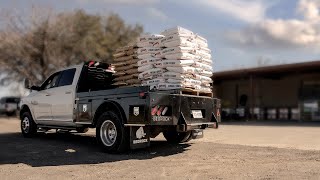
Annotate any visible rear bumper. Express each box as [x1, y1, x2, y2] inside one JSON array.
[[176, 112, 219, 132], [177, 121, 218, 132]]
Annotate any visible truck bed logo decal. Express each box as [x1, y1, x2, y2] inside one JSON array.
[[152, 116, 172, 122], [133, 107, 139, 116], [133, 127, 147, 144], [83, 104, 87, 112], [136, 127, 146, 139]]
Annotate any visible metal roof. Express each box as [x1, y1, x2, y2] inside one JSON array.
[[213, 60, 320, 80]]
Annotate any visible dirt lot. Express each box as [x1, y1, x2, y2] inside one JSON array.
[[1, 118, 320, 180]]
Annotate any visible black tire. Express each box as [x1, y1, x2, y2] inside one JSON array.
[[163, 131, 192, 143], [76, 127, 89, 133], [21, 112, 37, 138], [96, 111, 129, 153]]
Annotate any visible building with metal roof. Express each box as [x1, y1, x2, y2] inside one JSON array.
[[212, 61, 320, 121]]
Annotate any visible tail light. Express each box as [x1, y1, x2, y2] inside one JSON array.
[[156, 106, 165, 116], [151, 106, 158, 116], [152, 106, 170, 116], [88, 61, 95, 67]]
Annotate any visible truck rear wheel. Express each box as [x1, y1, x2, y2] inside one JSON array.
[[163, 131, 192, 143], [96, 111, 129, 153], [21, 112, 37, 137]]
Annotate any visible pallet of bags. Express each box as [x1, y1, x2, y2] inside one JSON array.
[[112, 34, 165, 87], [112, 45, 140, 86], [137, 27, 213, 93], [160, 27, 213, 93]]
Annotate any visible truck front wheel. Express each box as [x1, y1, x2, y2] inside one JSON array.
[[21, 112, 37, 137], [163, 130, 192, 143], [96, 111, 129, 153]]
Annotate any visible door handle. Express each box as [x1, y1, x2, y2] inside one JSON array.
[[65, 91, 71, 94], [45, 94, 50, 96]]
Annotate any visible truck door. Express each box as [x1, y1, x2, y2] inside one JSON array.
[[50, 68, 76, 123], [32, 72, 61, 122]]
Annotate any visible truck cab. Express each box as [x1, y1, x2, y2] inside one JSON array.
[[20, 61, 220, 153]]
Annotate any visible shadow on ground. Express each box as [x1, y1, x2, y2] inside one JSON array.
[[221, 120, 320, 127], [0, 132, 190, 167]]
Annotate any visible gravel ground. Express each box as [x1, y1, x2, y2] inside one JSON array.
[[1, 118, 320, 179]]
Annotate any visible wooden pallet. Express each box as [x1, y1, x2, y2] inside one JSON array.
[[180, 88, 213, 98]]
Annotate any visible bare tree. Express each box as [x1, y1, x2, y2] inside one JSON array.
[[0, 8, 143, 86]]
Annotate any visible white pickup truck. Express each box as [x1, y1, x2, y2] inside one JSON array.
[[20, 61, 220, 153]]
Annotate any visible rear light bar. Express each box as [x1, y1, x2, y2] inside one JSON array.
[[152, 105, 170, 116]]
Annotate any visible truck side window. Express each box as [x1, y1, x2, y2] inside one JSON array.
[[41, 72, 61, 90], [58, 68, 76, 87], [77, 64, 115, 92]]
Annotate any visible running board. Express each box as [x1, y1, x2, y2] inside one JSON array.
[[37, 124, 77, 130]]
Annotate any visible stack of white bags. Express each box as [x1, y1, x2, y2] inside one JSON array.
[[114, 26, 213, 93], [112, 35, 164, 86]]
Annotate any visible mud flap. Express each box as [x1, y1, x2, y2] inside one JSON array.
[[129, 126, 150, 149], [191, 129, 204, 139]]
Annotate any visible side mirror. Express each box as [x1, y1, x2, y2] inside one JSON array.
[[24, 78, 31, 89]]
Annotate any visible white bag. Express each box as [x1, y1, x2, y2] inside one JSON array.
[[138, 64, 154, 72], [162, 46, 195, 56], [137, 54, 155, 59], [136, 41, 155, 48], [161, 26, 194, 36], [165, 52, 196, 60], [193, 62, 213, 72], [195, 34, 208, 44], [138, 68, 166, 80], [166, 66, 197, 74], [182, 78, 202, 86], [197, 58, 212, 65], [137, 58, 162, 66], [162, 72, 186, 79], [192, 74, 213, 83], [195, 50, 211, 59], [137, 34, 165, 42], [163, 34, 194, 44], [137, 47, 162, 55], [157, 83, 183, 90], [200, 70, 213, 77], [142, 78, 166, 86], [154, 60, 195, 68], [152, 40, 163, 48], [196, 40, 208, 48], [199, 46, 211, 54], [163, 39, 198, 48]]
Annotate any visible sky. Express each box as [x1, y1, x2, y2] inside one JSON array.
[[0, 0, 320, 96], [1, 0, 320, 72]]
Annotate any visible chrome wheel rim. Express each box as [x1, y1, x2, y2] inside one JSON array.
[[22, 117, 30, 133], [100, 120, 117, 147]]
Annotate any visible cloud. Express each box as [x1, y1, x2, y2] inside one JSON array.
[[195, 0, 267, 23], [146, 7, 168, 21], [227, 0, 320, 49], [298, 0, 320, 22]]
